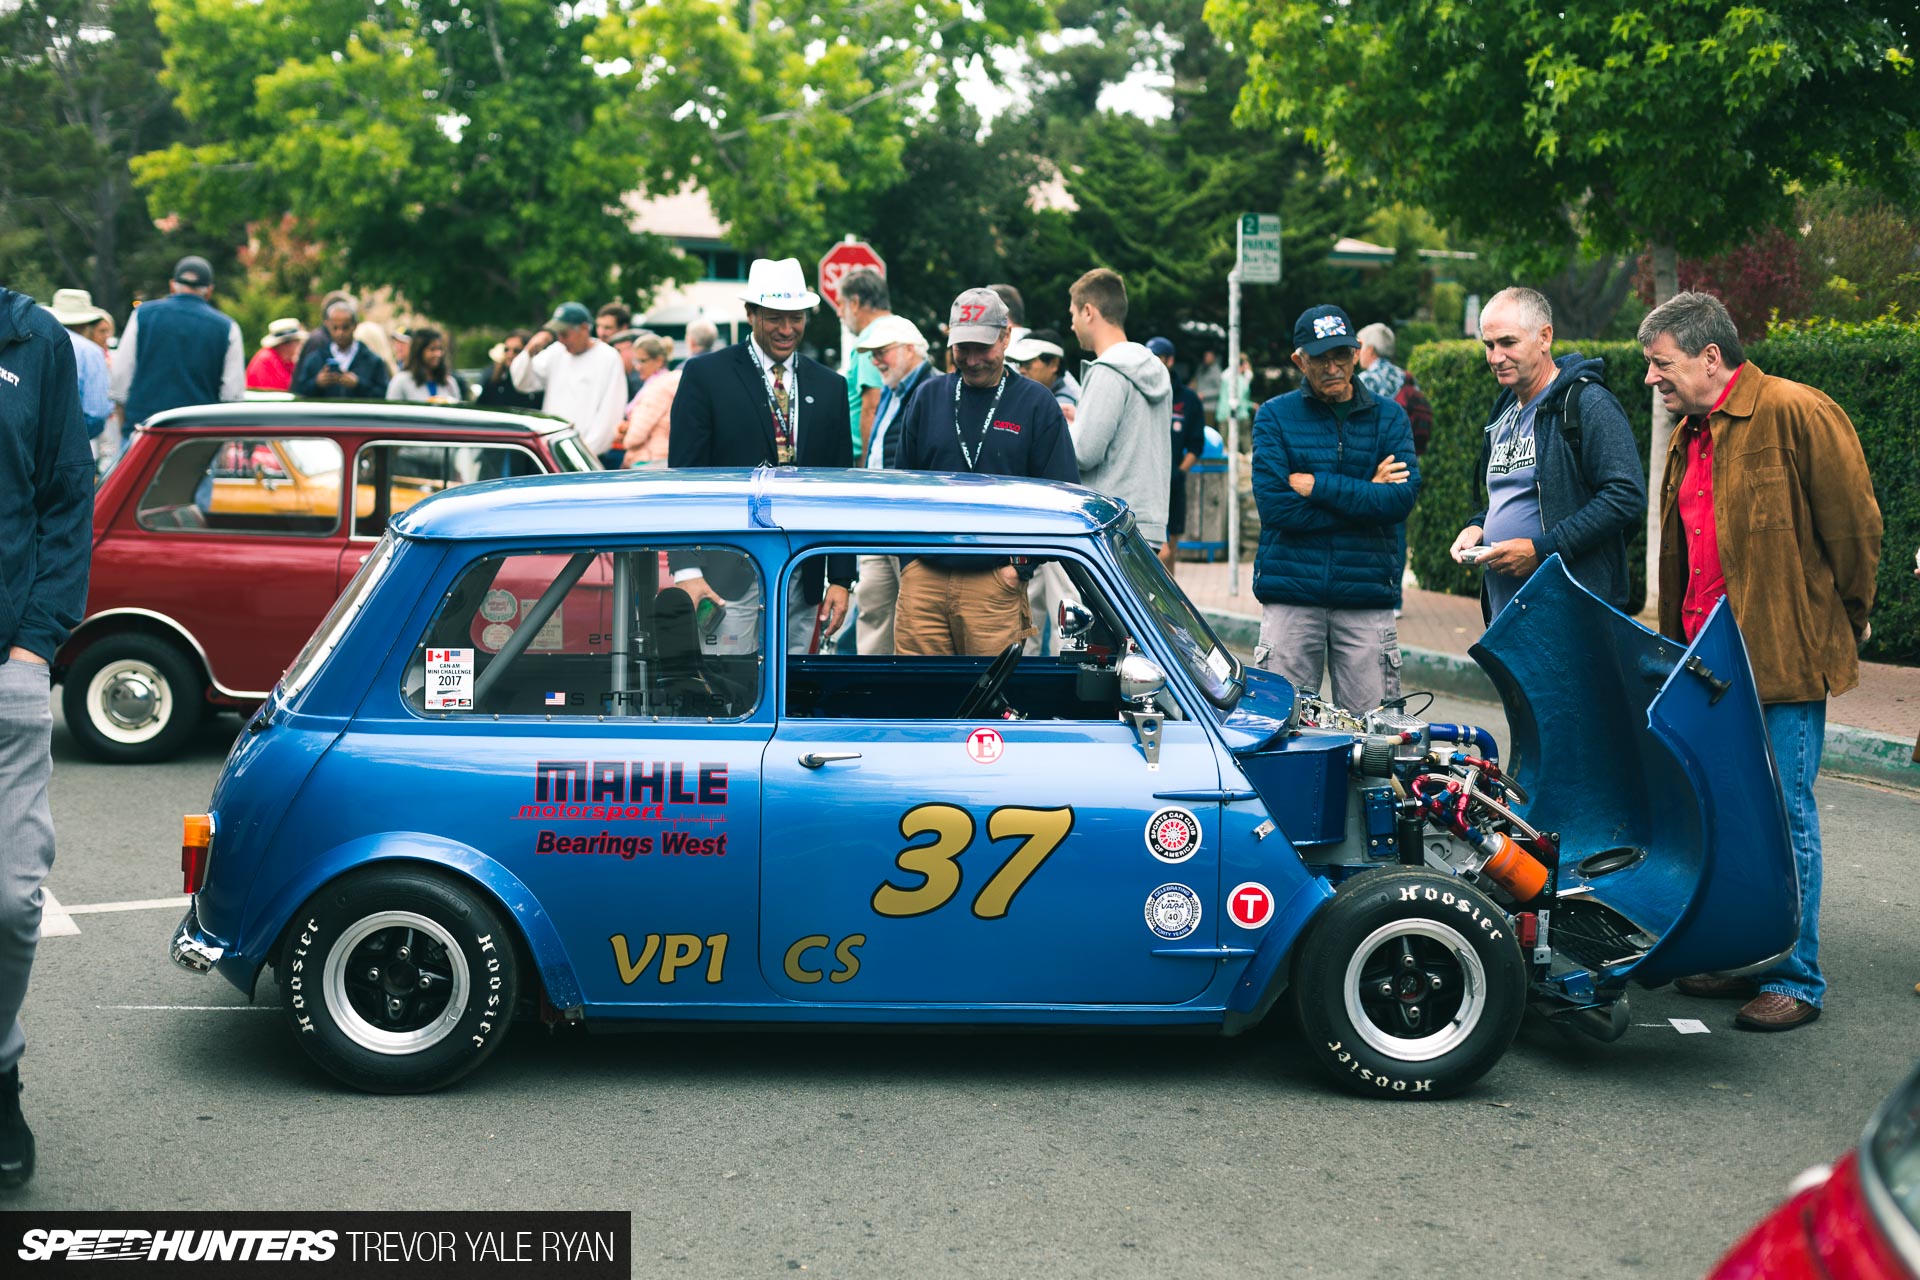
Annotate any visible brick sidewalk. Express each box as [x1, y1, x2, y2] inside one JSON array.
[[1172, 555, 1919, 741]]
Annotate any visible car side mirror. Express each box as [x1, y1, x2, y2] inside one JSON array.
[[1057, 601, 1094, 652], [1117, 651, 1167, 708]]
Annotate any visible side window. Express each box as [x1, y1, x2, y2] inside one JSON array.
[[137, 436, 343, 536], [353, 443, 543, 537], [783, 550, 1168, 721], [406, 546, 763, 719]]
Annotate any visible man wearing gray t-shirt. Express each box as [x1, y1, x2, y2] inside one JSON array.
[[1450, 287, 1645, 617]]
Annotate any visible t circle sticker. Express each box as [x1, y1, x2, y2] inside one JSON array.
[[1145, 883, 1202, 940], [1227, 881, 1276, 930], [1144, 807, 1200, 863]]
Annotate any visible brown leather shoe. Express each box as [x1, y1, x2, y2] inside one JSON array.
[[1674, 974, 1761, 999], [1735, 992, 1821, 1031]]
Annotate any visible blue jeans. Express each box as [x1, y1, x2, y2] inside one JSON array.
[[1760, 700, 1825, 1006]]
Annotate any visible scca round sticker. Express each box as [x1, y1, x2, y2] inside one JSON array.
[[1144, 806, 1200, 863], [1144, 883, 1202, 940]]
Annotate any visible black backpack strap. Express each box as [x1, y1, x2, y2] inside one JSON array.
[[1560, 378, 1586, 456]]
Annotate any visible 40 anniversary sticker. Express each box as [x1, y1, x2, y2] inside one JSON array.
[[1144, 883, 1202, 940], [1143, 806, 1200, 863]]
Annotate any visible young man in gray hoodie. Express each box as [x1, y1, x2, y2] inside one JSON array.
[[1068, 268, 1172, 544]]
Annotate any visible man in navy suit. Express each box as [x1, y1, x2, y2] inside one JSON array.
[[668, 257, 854, 651]]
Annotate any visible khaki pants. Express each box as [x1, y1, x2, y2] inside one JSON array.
[[1257, 603, 1401, 713], [855, 554, 901, 655], [895, 561, 1034, 657]]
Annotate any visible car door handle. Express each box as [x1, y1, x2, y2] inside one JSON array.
[[799, 751, 862, 769]]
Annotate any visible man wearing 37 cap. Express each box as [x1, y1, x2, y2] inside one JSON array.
[[669, 258, 854, 652]]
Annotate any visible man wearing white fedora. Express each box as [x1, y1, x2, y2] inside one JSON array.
[[669, 257, 854, 653], [245, 317, 306, 392], [46, 290, 112, 442]]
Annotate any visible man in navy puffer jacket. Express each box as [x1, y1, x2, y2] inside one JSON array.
[[1252, 305, 1419, 712]]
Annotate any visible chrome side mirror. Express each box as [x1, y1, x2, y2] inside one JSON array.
[[1117, 652, 1167, 708], [1057, 601, 1094, 638]]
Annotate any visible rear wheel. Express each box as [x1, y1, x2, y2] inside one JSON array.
[[279, 869, 518, 1093], [61, 634, 206, 763], [1292, 869, 1527, 1099]]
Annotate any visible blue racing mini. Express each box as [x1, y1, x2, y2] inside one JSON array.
[[169, 469, 1796, 1097]]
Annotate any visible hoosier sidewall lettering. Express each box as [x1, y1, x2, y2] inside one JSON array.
[[1289, 868, 1529, 1101], [280, 868, 523, 1093]]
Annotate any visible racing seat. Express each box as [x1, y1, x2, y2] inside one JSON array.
[[652, 587, 729, 718]]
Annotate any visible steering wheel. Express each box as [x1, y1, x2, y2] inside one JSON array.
[[955, 641, 1024, 720]]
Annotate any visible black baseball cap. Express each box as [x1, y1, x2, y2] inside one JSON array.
[[172, 255, 214, 288], [1293, 304, 1360, 357]]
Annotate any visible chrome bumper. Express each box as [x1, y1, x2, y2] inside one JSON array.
[[169, 901, 225, 974]]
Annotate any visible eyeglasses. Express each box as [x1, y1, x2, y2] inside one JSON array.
[[1302, 349, 1355, 370]]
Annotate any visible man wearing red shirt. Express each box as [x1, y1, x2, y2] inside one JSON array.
[[1645, 292, 1882, 1032]]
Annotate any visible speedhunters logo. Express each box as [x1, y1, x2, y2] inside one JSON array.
[[519, 760, 728, 821], [18, 1228, 335, 1261]]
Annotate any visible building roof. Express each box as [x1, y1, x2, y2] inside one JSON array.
[[624, 184, 730, 244], [392, 468, 1127, 542]]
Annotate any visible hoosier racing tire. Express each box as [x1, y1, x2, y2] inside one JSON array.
[[278, 869, 519, 1094], [1292, 869, 1526, 1100]]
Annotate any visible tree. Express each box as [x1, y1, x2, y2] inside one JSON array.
[[133, 0, 690, 326], [1208, 0, 1917, 605], [0, 0, 192, 316], [586, 0, 1052, 266]]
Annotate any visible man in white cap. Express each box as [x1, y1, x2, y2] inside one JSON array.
[[849, 313, 932, 654], [669, 258, 854, 652], [245, 317, 306, 392], [46, 290, 111, 441], [110, 255, 244, 439], [511, 301, 628, 465], [1008, 329, 1080, 422]]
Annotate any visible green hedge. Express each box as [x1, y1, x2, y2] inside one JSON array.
[[1406, 319, 1920, 663]]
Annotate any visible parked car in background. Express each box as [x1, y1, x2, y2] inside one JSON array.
[[1710, 1060, 1920, 1278], [59, 401, 599, 762], [166, 469, 1795, 1098]]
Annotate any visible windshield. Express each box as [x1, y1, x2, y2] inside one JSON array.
[[549, 431, 602, 472], [1111, 529, 1241, 710], [1866, 1064, 1920, 1255], [282, 533, 397, 698]]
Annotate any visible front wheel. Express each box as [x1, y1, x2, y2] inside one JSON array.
[[61, 634, 206, 763], [1292, 869, 1527, 1099], [279, 869, 519, 1093]]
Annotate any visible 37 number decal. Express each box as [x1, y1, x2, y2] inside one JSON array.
[[872, 804, 1074, 920]]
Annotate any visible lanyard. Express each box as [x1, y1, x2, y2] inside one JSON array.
[[951, 369, 1009, 471], [748, 342, 797, 449]]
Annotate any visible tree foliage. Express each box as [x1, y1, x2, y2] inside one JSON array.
[[0, 0, 193, 314], [133, 0, 690, 325], [588, 0, 1051, 264], [1206, 0, 1918, 266]]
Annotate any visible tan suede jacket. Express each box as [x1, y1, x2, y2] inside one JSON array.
[[1658, 363, 1882, 703]]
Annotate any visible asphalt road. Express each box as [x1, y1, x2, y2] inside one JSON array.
[[10, 691, 1920, 1280]]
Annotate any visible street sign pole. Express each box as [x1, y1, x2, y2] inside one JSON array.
[[1226, 265, 1242, 595], [1227, 212, 1278, 598]]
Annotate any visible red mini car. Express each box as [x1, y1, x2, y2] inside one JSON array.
[[58, 402, 600, 762], [1710, 1061, 1920, 1278]]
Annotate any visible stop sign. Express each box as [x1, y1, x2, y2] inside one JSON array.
[[818, 239, 886, 313]]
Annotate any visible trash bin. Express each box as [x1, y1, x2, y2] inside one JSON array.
[[1180, 426, 1229, 560]]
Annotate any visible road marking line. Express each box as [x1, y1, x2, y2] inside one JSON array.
[[96, 1005, 278, 1012], [64, 895, 190, 915], [38, 890, 78, 939]]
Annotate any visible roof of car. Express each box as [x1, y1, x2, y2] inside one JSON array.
[[390, 468, 1128, 541], [141, 400, 570, 435]]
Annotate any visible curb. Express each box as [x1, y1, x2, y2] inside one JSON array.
[[1199, 606, 1919, 790]]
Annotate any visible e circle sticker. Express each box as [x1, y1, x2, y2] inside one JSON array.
[[1144, 883, 1202, 941], [1144, 807, 1200, 863], [1227, 881, 1276, 930], [480, 589, 518, 623], [966, 727, 1004, 764]]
